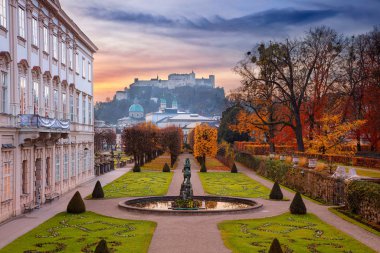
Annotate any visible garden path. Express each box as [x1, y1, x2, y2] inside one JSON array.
[[235, 162, 380, 252], [0, 166, 132, 249]]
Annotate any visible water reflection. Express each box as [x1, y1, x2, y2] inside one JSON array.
[[130, 200, 252, 210]]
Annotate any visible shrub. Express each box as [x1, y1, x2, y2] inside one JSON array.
[[132, 164, 141, 172], [163, 163, 171, 172], [290, 192, 307, 214], [91, 181, 104, 199], [231, 163, 238, 173], [269, 182, 283, 200], [67, 191, 86, 214], [200, 162, 207, 173], [94, 239, 110, 253], [268, 238, 283, 253], [298, 157, 308, 167], [347, 181, 380, 216]]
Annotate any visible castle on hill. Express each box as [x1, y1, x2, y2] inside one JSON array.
[[115, 71, 215, 100]]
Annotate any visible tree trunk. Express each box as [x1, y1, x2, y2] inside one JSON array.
[[356, 132, 361, 152], [294, 109, 305, 152], [268, 125, 276, 153]]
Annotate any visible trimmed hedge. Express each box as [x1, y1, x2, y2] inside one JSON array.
[[269, 182, 283, 200], [163, 163, 171, 172], [290, 192, 307, 215], [231, 163, 238, 173], [133, 164, 141, 172], [268, 238, 283, 253], [95, 239, 110, 253], [92, 181, 105, 199], [67, 191, 86, 214]]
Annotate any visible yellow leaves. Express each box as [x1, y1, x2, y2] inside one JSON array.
[[307, 114, 366, 154], [193, 124, 218, 158], [229, 111, 268, 141]]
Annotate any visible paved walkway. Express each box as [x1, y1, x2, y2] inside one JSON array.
[[0, 166, 131, 249]]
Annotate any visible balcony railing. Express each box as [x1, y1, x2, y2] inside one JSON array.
[[19, 114, 70, 131]]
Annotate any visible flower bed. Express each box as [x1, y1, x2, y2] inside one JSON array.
[[141, 153, 177, 171]]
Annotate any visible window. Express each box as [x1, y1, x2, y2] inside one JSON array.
[[61, 42, 66, 65], [55, 150, 60, 182], [53, 89, 58, 117], [33, 81, 39, 114], [88, 61, 91, 81], [22, 160, 28, 194], [32, 18, 38, 46], [82, 58, 86, 78], [75, 54, 79, 74], [53, 35, 58, 59], [18, 7, 25, 38], [63, 152, 68, 180], [88, 98, 92, 124], [43, 26, 49, 52], [76, 93, 79, 122], [44, 85, 49, 112], [69, 94, 74, 121], [69, 48, 73, 69], [46, 157, 51, 186], [19, 76, 26, 114], [62, 93, 66, 119], [1, 71, 7, 113], [71, 149, 75, 177], [2, 151, 13, 201], [82, 97, 86, 124], [0, 0, 6, 28]]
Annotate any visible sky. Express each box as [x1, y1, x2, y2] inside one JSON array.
[[60, 0, 380, 102]]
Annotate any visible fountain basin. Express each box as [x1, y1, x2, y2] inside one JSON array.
[[119, 196, 262, 215]]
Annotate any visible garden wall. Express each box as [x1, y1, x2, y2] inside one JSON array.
[[235, 152, 380, 225]]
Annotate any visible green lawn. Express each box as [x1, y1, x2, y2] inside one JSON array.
[[101, 171, 173, 198], [198, 172, 270, 198], [1, 212, 156, 253], [219, 212, 375, 253]]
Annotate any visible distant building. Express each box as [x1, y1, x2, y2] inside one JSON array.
[[114, 71, 216, 100], [117, 100, 145, 128]]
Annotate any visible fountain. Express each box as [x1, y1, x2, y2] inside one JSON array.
[[119, 158, 262, 215]]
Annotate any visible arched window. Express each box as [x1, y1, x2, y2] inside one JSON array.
[[18, 60, 29, 114]]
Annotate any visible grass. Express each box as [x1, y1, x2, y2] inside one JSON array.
[[205, 157, 230, 171], [329, 207, 380, 237], [198, 172, 270, 198], [218, 212, 376, 253], [141, 154, 176, 171], [1, 211, 156, 253], [100, 171, 173, 198]]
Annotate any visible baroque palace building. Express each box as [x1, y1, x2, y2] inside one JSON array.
[[0, 0, 97, 222]]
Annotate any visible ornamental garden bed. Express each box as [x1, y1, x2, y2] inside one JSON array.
[[98, 171, 173, 198], [1, 211, 156, 253], [198, 172, 270, 198], [218, 212, 376, 253], [141, 153, 177, 171]]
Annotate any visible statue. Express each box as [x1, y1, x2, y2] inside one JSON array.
[[180, 158, 193, 200]]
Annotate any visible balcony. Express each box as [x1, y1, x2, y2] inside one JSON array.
[[19, 114, 70, 132]]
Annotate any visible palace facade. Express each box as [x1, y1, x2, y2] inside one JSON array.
[[0, 0, 97, 222]]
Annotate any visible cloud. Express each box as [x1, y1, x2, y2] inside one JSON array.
[[86, 7, 339, 33]]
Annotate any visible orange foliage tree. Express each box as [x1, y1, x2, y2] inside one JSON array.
[[193, 124, 218, 164]]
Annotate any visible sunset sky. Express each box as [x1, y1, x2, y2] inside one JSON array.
[[60, 0, 380, 102]]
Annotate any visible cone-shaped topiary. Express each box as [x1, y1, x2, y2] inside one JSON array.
[[231, 163, 238, 173], [132, 164, 141, 172], [200, 162, 207, 173], [269, 182, 283, 200], [162, 163, 170, 172], [67, 191, 86, 214], [268, 238, 283, 253], [290, 192, 307, 214], [94, 239, 110, 253], [92, 180, 104, 199]]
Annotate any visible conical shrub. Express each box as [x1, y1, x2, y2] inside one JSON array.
[[289, 192, 307, 214], [162, 163, 170, 172], [95, 239, 110, 253], [67, 191, 86, 214], [268, 238, 283, 253], [92, 180, 104, 199], [231, 163, 238, 173], [269, 182, 283, 200], [132, 164, 141, 172], [200, 162, 207, 173]]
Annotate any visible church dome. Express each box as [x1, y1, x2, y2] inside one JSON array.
[[129, 104, 144, 113]]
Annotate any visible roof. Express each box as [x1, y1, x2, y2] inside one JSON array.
[[129, 104, 144, 113]]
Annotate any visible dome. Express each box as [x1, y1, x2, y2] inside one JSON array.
[[129, 104, 144, 113]]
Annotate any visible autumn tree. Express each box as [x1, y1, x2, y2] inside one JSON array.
[[161, 126, 183, 167], [193, 124, 218, 164], [307, 114, 365, 154], [94, 128, 116, 153], [217, 105, 250, 143]]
